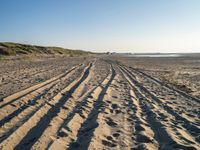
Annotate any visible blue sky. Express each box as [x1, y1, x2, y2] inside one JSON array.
[[0, 0, 200, 53]]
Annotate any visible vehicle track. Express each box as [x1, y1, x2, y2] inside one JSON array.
[[0, 64, 83, 124], [130, 67, 200, 104], [0, 64, 84, 144], [0, 58, 84, 99], [118, 64, 199, 149], [67, 65, 116, 150], [123, 67, 200, 142], [0, 63, 92, 149], [29, 62, 97, 150], [0, 64, 82, 108], [9, 62, 94, 150], [0, 66, 53, 86], [87, 69, 148, 149], [0, 58, 199, 150]]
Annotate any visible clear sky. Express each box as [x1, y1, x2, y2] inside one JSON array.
[[1, 0, 200, 53]]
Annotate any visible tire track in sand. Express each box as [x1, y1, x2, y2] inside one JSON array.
[[63, 65, 116, 150], [30, 61, 97, 150], [0, 64, 82, 109], [123, 66, 200, 144], [0, 64, 82, 143], [0, 64, 82, 124], [0, 63, 93, 150], [119, 65, 199, 149], [87, 70, 138, 150], [130, 67, 200, 104]]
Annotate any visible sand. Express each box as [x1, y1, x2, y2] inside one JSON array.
[[0, 55, 199, 150]]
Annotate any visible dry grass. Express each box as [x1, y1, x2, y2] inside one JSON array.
[[0, 42, 93, 56]]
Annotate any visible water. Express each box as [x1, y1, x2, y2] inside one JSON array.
[[130, 54, 181, 57]]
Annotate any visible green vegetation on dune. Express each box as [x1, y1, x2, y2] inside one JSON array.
[[0, 42, 93, 56]]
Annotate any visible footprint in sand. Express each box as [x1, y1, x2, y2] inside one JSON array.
[[112, 132, 120, 138], [87, 95, 93, 99], [102, 136, 117, 148], [58, 130, 68, 137], [135, 124, 145, 132], [111, 103, 118, 109], [106, 117, 118, 127], [131, 143, 148, 150], [135, 131, 153, 143], [106, 100, 112, 104], [102, 139, 117, 147], [110, 103, 122, 114], [112, 95, 118, 99]]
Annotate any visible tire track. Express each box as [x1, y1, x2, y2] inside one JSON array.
[[0, 66, 52, 87], [45, 63, 113, 149], [88, 72, 137, 149], [129, 90, 158, 149], [30, 62, 97, 149], [47, 66, 111, 149], [130, 67, 200, 104], [67, 65, 115, 150], [130, 67, 200, 121], [48, 81, 108, 149], [0, 64, 83, 143], [44, 87, 97, 150], [123, 66, 200, 143], [0, 64, 82, 109], [0, 83, 56, 128], [118, 67, 158, 149], [1, 58, 199, 150], [8, 63, 93, 150], [0, 64, 82, 121], [0, 63, 79, 99], [119, 65, 199, 150]]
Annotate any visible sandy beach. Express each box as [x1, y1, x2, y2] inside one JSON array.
[[0, 55, 199, 150]]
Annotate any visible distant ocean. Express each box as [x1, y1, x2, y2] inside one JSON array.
[[129, 54, 181, 57]]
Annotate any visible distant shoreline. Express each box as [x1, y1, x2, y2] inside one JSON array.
[[108, 53, 200, 58], [129, 54, 180, 57]]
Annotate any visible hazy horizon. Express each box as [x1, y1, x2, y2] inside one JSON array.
[[1, 0, 200, 53]]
